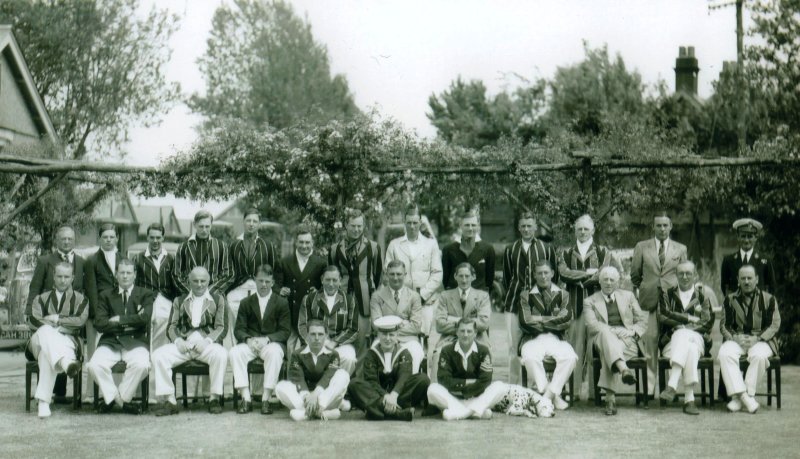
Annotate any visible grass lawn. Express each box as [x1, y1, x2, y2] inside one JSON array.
[[0, 314, 795, 459]]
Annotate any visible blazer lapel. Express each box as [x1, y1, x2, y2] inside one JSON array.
[[260, 296, 276, 325], [112, 291, 126, 316], [381, 288, 398, 314], [593, 296, 609, 324], [289, 254, 303, 279]]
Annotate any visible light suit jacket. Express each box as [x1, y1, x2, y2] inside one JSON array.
[[584, 289, 648, 354], [370, 285, 422, 342], [630, 238, 687, 311], [435, 287, 491, 348], [384, 234, 442, 302]]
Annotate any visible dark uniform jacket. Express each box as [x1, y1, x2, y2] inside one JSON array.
[[84, 249, 120, 318], [287, 347, 341, 392], [721, 289, 781, 355], [442, 240, 496, 292], [437, 341, 494, 399], [518, 284, 571, 343], [233, 292, 291, 346], [95, 286, 154, 351], [26, 252, 85, 310], [275, 252, 327, 332], [720, 250, 776, 297], [359, 344, 415, 395], [658, 285, 714, 351]]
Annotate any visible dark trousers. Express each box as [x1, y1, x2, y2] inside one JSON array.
[[348, 373, 430, 420]]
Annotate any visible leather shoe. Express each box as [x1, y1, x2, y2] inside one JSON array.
[[97, 400, 116, 414], [260, 402, 274, 415], [65, 361, 81, 379], [122, 403, 142, 415], [53, 395, 71, 405], [237, 400, 252, 414], [605, 400, 618, 416], [154, 402, 179, 416], [659, 386, 677, 403], [621, 369, 637, 385], [208, 399, 223, 414], [683, 401, 700, 415], [388, 408, 414, 422]]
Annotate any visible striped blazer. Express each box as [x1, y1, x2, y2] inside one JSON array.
[[502, 239, 558, 314], [721, 289, 781, 354], [229, 234, 278, 291], [558, 242, 621, 317], [173, 235, 233, 296], [27, 252, 85, 309], [329, 237, 382, 317], [133, 249, 178, 301], [297, 288, 359, 346], [26, 288, 88, 359], [166, 291, 228, 344], [658, 285, 714, 351], [518, 283, 571, 341]]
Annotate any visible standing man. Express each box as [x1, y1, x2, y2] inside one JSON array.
[[558, 214, 622, 399], [384, 204, 442, 340], [501, 211, 556, 385], [442, 210, 496, 292], [584, 266, 648, 416], [720, 218, 776, 297], [275, 226, 327, 363], [26, 225, 85, 401], [657, 261, 714, 415], [297, 266, 359, 374], [518, 260, 576, 411], [88, 259, 154, 414], [152, 267, 229, 416], [427, 318, 507, 420], [718, 265, 780, 414], [348, 316, 431, 421], [370, 260, 424, 373], [26, 262, 88, 418], [329, 209, 382, 353], [229, 265, 291, 414], [173, 210, 233, 298], [631, 212, 687, 395]]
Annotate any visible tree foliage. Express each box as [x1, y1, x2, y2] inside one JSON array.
[[0, 0, 180, 159], [190, 0, 359, 131]]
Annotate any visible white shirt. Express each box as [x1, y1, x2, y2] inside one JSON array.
[[679, 287, 695, 310], [102, 249, 117, 275], [302, 346, 331, 365], [55, 290, 64, 307], [324, 292, 337, 314], [656, 238, 670, 255], [522, 240, 532, 254], [296, 250, 312, 272], [740, 249, 754, 264], [459, 287, 471, 302], [577, 238, 593, 260], [405, 235, 423, 261], [190, 292, 212, 328], [145, 248, 166, 272], [119, 286, 133, 301], [382, 352, 394, 373], [257, 291, 271, 317], [603, 292, 616, 304], [455, 341, 478, 371], [57, 250, 74, 264]]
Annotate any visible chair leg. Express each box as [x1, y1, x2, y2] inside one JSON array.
[[641, 366, 648, 408], [181, 373, 188, 408], [767, 365, 773, 407], [141, 376, 149, 412], [73, 374, 81, 410], [700, 367, 706, 407], [25, 368, 32, 412], [521, 366, 528, 388], [776, 365, 781, 410], [568, 373, 574, 407], [593, 360, 602, 406], [708, 367, 714, 407], [659, 364, 666, 407], [94, 382, 99, 409]]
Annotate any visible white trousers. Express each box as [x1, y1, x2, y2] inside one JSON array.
[[230, 342, 284, 391], [520, 333, 578, 396], [148, 294, 173, 401], [505, 312, 523, 385], [275, 369, 350, 413], [327, 342, 357, 375], [88, 346, 150, 404], [373, 339, 425, 374], [82, 319, 100, 398], [427, 381, 508, 419], [421, 304, 434, 337], [662, 328, 705, 388], [29, 325, 77, 403], [718, 340, 773, 397], [152, 342, 228, 397]]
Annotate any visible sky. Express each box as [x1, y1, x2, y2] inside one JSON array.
[[125, 0, 748, 216]]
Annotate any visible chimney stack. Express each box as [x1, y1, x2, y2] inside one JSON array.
[[675, 46, 699, 95]]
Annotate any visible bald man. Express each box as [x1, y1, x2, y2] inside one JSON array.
[[151, 267, 229, 415]]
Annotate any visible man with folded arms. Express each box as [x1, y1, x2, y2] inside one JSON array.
[[27, 262, 88, 418], [584, 266, 648, 415], [275, 320, 351, 421], [718, 265, 781, 414], [152, 267, 228, 415], [348, 316, 431, 421], [230, 265, 291, 414], [518, 260, 576, 411], [427, 318, 506, 420], [657, 261, 714, 415], [88, 259, 154, 414]]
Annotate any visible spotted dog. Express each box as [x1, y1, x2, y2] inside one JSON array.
[[492, 384, 555, 418]]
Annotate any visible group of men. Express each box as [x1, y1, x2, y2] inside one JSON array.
[[24, 204, 781, 420]]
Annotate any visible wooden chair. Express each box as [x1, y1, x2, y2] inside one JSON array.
[[92, 361, 149, 412], [25, 361, 82, 411], [519, 356, 575, 407], [172, 360, 224, 408], [739, 355, 781, 409], [592, 356, 649, 408], [658, 356, 715, 407]]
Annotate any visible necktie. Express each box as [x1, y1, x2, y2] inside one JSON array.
[[745, 253, 750, 264], [60, 252, 68, 262], [394, 289, 400, 305], [123, 290, 128, 308], [658, 241, 665, 267], [460, 289, 467, 306]]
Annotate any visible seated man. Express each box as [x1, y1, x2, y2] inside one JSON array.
[[26, 262, 88, 418], [584, 266, 648, 415], [297, 265, 359, 374], [87, 259, 154, 414], [348, 316, 430, 421], [370, 260, 424, 373], [433, 262, 491, 382], [427, 318, 507, 420], [152, 267, 228, 415], [230, 265, 291, 415], [719, 265, 781, 414], [518, 260, 577, 411], [657, 261, 714, 415], [275, 320, 351, 421]]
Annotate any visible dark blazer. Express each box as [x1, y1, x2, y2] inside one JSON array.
[[26, 252, 85, 310], [658, 285, 714, 351], [287, 347, 341, 392], [442, 240, 496, 292], [274, 252, 327, 331], [502, 238, 558, 314], [233, 293, 291, 345], [721, 289, 781, 355], [359, 345, 414, 395], [720, 250, 776, 297], [437, 342, 494, 399], [84, 250, 121, 318], [95, 286, 155, 351]]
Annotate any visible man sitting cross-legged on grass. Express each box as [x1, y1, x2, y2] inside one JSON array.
[[427, 318, 507, 420], [348, 315, 431, 421], [275, 319, 351, 421]]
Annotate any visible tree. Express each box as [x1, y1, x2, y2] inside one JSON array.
[[0, 0, 180, 159], [190, 0, 359, 131]]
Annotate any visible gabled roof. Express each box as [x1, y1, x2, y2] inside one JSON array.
[[0, 25, 58, 143], [132, 204, 183, 237]]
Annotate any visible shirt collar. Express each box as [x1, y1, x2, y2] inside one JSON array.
[[456, 341, 478, 359], [191, 291, 214, 302], [237, 233, 261, 241], [189, 233, 212, 242], [296, 249, 312, 260], [576, 238, 593, 250], [118, 286, 134, 296], [144, 247, 165, 258], [532, 283, 560, 295], [300, 345, 332, 355], [655, 238, 670, 248], [740, 248, 754, 258], [604, 291, 616, 303]]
